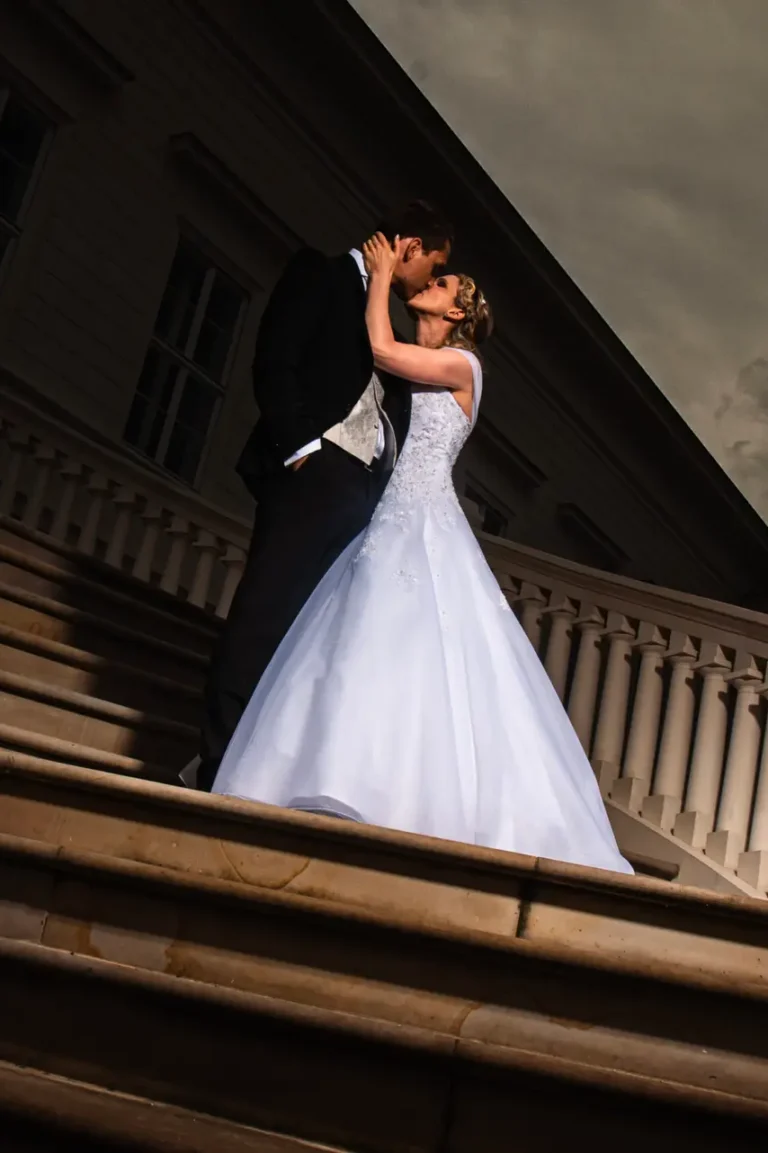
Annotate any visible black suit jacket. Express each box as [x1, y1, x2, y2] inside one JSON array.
[[237, 249, 411, 498]]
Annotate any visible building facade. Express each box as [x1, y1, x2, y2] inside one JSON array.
[[2, 0, 768, 605]]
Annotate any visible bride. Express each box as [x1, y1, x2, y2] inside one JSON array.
[[213, 233, 632, 875]]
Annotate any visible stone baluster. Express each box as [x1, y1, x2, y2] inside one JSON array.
[[591, 613, 635, 796], [706, 652, 763, 870], [159, 515, 191, 597], [22, 442, 57, 531], [585, 618, 631, 797], [673, 642, 732, 850], [611, 622, 666, 812], [542, 593, 577, 700], [77, 472, 110, 556], [0, 424, 31, 518], [216, 544, 247, 618], [567, 604, 605, 751], [516, 582, 547, 653], [738, 685, 768, 892], [105, 485, 138, 569], [641, 632, 698, 831], [132, 500, 165, 584], [189, 529, 220, 609], [50, 458, 84, 542]]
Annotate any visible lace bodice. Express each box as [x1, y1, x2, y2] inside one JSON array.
[[383, 387, 473, 513], [357, 352, 482, 566], [384, 349, 481, 514]]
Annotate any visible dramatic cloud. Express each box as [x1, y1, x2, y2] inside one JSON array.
[[351, 0, 768, 517]]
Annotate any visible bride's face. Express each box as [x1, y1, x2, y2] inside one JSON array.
[[408, 274, 464, 322]]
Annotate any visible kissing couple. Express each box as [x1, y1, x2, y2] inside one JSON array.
[[197, 200, 631, 876]]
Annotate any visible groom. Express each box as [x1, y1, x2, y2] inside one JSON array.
[[197, 200, 454, 791]]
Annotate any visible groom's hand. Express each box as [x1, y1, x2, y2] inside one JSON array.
[[290, 455, 309, 472]]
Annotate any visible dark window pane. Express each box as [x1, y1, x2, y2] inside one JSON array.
[[0, 94, 48, 222], [465, 483, 507, 537], [163, 374, 218, 483], [154, 239, 207, 351], [483, 506, 507, 537], [192, 272, 244, 379], [123, 348, 182, 459]]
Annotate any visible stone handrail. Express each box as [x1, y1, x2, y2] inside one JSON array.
[[3, 390, 768, 892], [482, 533, 768, 656]]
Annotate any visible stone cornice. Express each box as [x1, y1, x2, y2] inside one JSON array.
[[20, 0, 135, 89], [557, 502, 629, 572], [472, 413, 547, 492], [168, 131, 304, 256]]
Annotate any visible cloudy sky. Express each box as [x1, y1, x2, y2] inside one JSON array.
[[351, 0, 768, 519]]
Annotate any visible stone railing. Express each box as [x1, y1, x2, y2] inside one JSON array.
[[0, 391, 250, 618], [3, 392, 768, 892], [479, 531, 768, 894]]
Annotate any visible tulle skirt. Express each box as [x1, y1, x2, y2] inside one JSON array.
[[213, 498, 633, 875]]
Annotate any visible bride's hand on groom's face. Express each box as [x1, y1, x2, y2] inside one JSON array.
[[362, 232, 408, 280]]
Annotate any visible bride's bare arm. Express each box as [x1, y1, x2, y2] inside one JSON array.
[[363, 238, 473, 392]]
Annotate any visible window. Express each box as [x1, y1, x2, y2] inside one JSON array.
[[124, 237, 247, 485], [465, 481, 510, 538], [0, 87, 51, 270]]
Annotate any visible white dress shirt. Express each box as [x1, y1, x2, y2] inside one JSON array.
[[284, 248, 385, 467]]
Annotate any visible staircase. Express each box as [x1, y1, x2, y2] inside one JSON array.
[[2, 751, 768, 1149]]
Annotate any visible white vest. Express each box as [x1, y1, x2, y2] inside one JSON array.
[[323, 371, 393, 466]]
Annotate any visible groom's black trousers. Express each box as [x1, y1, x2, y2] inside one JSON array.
[[197, 443, 389, 792]]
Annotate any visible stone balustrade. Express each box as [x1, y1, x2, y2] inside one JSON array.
[[0, 394, 250, 618], [4, 392, 768, 892]]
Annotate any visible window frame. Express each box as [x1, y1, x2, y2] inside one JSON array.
[[0, 84, 55, 282], [464, 475, 514, 539], [126, 235, 249, 488]]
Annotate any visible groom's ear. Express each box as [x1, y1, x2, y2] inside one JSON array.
[[400, 238, 422, 262]]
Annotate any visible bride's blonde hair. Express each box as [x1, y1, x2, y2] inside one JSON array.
[[444, 275, 493, 353]]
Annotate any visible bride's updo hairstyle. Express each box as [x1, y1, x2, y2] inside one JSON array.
[[445, 275, 493, 353]]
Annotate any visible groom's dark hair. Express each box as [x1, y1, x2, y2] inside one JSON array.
[[377, 200, 454, 254]]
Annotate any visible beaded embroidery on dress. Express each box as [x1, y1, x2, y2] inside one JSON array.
[[213, 349, 632, 875]]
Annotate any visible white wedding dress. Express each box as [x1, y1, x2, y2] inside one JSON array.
[[214, 349, 632, 875]]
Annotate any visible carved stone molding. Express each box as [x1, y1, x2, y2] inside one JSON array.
[[472, 414, 547, 492], [557, 502, 629, 573]]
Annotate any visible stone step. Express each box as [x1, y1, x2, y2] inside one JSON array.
[[0, 579, 207, 688], [0, 668, 196, 770], [0, 845, 767, 1151], [0, 518, 221, 650], [0, 1060, 331, 1153], [0, 620, 200, 726], [0, 755, 765, 988], [0, 726, 178, 783]]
